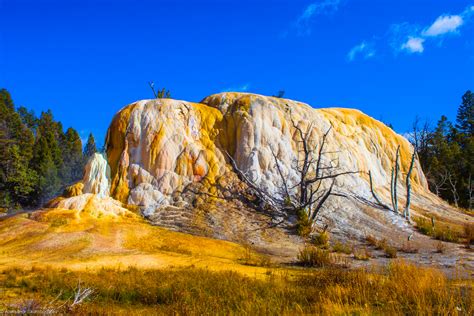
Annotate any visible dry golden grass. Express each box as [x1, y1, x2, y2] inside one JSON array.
[[332, 241, 352, 254], [0, 261, 471, 315], [0, 209, 273, 277], [365, 234, 398, 258], [464, 222, 474, 249], [297, 245, 334, 267]]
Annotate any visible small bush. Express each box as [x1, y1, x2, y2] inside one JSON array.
[[399, 241, 418, 253], [353, 247, 371, 260], [311, 231, 330, 248], [366, 235, 378, 247], [296, 210, 312, 237], [332, 241, 352, 254], [384, 246, 398, 258], [366, 235, 387, 250], [297, 245, 333, 267], [436, 241, 446, 254], [375, 238, 388, 250]]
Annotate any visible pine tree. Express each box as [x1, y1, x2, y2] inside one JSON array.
[[84, 133, 97, 160], [0, 89, 37, 209], [62, 127, 84, 183], [31, 111, 64, 204], [456, 90, 474, 136]]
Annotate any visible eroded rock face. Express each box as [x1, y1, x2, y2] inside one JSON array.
[[202, 93, 427, 200], [60, 93, 429, 218], [105, 99, 226, 212]]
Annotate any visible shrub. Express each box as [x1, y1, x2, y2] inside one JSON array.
[[353, 247, 371, 260], [311, 231, 330, 248], [399, 241, 418, 253], [384, 246, 398, 258], [332, 241, 352, 254], [297, 245, 333, 267], [375, 238, 388, 250], [296, 209, 312, 237], [366, 234, 378, 247], [436, 241, 446, 254]]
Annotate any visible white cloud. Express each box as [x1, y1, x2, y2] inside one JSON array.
[[401, 37, 425, 53], [423, 15, 464, 37], [356, 4, 474, 58], [222, 83, 250, 92], [347, 41, 375, 61], [295, 0, 341, 36]]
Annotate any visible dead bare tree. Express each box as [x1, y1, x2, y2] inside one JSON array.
[[368, 171, 390, 210], [148, 81, 171, 99], [226, 111, 359, 233], [427, 169, 448, 196], [447, 171, 460, 208], [404, 150, 416, 220], [369, 146, 416, 222], [469, 173, 473, 210], [391, 146, 401, 213]]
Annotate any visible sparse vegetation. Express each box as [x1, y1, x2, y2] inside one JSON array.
[[0, 262, 471, 315], [365, 235, 398, 258], [239, 243, 273, 267], [399, 241, 419, 254], [297, 245, 334, 267], [148, 81, 171, 99], [464, 223, 474, 248], [413, 216, 461, 243], [332, 241, 352, 254], [353, 247, 371, 260]]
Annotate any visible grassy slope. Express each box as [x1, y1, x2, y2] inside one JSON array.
[[0, 209, 271, 276]]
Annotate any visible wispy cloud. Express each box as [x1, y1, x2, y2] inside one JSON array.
[[222, 83, 250, 93], [347, 41, 375, 61], [293, 0, 342, 36]]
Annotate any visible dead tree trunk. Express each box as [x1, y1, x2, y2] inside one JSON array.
[[390, 146, 400, 213], [369, 171, 390, 210], [404, 150, 416, 220], [469, 173, 473, 210]]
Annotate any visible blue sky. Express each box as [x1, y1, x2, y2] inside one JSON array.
[[1, 0, 473, 146]]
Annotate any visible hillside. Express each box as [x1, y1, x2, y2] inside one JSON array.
[[0, 92, 470, 274]]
